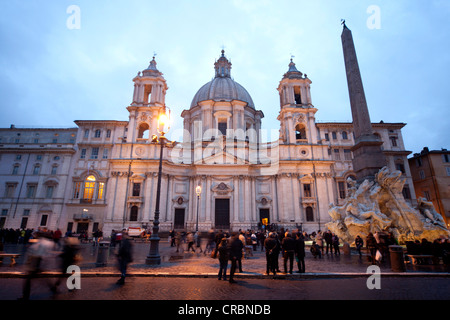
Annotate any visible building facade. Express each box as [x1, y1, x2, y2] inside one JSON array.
[[0, 51, 416, 236], [408, 147, 450, 228]]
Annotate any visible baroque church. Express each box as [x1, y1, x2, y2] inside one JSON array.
[[0, 50, 416, 236]]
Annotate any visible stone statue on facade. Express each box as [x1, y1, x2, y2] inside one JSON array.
[[327, 167, 450, 244]]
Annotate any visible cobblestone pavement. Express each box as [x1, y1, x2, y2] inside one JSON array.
[[1, 239, 449, 278]]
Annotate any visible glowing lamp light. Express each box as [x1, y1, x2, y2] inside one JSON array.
[[195, 185, 202, 197], [157, 109, 171, 134]]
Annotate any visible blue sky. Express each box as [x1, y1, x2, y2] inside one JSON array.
[[0, 0, 449, 154]]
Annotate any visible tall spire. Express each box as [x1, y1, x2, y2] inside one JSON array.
[[341, 22, 386, 182]]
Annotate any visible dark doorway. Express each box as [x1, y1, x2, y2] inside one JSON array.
[[76, 222, 89, 234], [215, 199, 230, 230], [174, 208, 185, 229], [259, 208, 270, 226]]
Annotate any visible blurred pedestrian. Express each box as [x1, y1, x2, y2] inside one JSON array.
[[315, 231, 324, 255], [187, 232, 195, 253], [228, 232, 244, 283], [310, 241, 322, 259], [217, 237, 229, 281], [324, 230, 333, 255], [175, 231, 183, 253], [51, 236, 81, 294], [19, 230, 55, 300], [116, 229, 133, 285], [195, 231, 203, 253], [204, 229, 215, 256]]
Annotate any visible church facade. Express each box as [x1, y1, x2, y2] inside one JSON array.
[[0, 51, 416, 236]]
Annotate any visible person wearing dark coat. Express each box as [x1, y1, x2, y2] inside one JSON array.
[[295, 233, 306, 273], [281, 233, 296, 274], [228, 232, 244, 283], [366, 233, 378, 265], [217, 238, 229, 281], [117, 230, 133, 285], [264, 232, 279, 275]]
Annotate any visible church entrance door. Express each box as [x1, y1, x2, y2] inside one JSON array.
[[215, 199, 230, 230]]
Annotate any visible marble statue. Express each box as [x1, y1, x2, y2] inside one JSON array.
[[326, 167, 450, 244]]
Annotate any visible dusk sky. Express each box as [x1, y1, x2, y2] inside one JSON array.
[[0, 0, 449, 154]]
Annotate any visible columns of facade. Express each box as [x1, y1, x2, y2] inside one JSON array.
[[205, 176, 212, 224]]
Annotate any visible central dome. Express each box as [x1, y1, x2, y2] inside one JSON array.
[[190, 50, 255, 109]]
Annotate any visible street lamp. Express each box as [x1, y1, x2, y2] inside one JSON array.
[[195, 185, 202, 232], [146, 108, 173, 265]]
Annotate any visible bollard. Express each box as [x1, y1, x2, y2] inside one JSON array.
[[96, 241, 110, 267], [389, 245, 406, 272]]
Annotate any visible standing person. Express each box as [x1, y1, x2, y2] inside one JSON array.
[[228, 232, 244, 284], [213, 230, 224, 258], [110, 230, 117, 248], [366, 232, 378, 264], [204, 229, 215, 255], [332, 233, 340, 255], [217, 238, 229, 281], [53, 228, 62, 248], [281, 233, 296, 274], [169, 230, 176, 247], [264, 232, 279, 276], [355, 235, 364, 258], [116, 229, 133, 285], [324, 230, 333, 255], [315, 231, 324, 255], [295, 232, 306, 273]]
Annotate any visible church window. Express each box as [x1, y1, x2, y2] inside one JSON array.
[[295, 124, 306, 140], [218, 121, 227, 136], [144, 84, 152, 104], [73, 182, 81, 199], [338, 182, 346, 199], [94, 129, 101, 138], [130, 206, 138, 221], [294, 86, 302, 104], [305, 206, 314, 222], [138, 123, 150, 139], [303, 184, 312, 197], [97, 182, 105, 200], [132, 183, 141, 197]]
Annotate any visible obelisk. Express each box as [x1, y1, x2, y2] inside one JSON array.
[[341, 21, 386, 183]]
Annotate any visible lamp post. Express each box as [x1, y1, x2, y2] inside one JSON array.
[[146, 109, 172, 265], [195, 185, 202, 232]]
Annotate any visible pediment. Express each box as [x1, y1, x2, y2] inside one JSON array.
[[196, 150, 249, 165]]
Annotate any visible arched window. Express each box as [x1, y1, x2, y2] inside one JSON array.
[[130, 206, 138, 221], [306, 206, 314, 222], [138, 123, 150, 139], [83, 175, 96, 202], [295, 124, 306, 140]]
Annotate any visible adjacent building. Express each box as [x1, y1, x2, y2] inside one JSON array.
[[408, 147, 450, 228], [0, 51, 417, 236]]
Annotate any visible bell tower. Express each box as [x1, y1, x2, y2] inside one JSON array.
[[127, 57, 168, 142], [277, 59, 317, 145]]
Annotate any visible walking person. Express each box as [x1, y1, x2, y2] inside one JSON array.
[[217, 238, 229, 281], [175, 231, 183, 253], [295, 232, 306, 273], [19, 230, 55, 300], [51, 236, 81, 294], [116, 229, 133, 285], [315, 231, 324, 255], [281, 233, 296, 274], [264, 232, 279, 275], [194, 231, 203, 253], [186, 232, 195, 253], [228, 232, 244, 283]]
